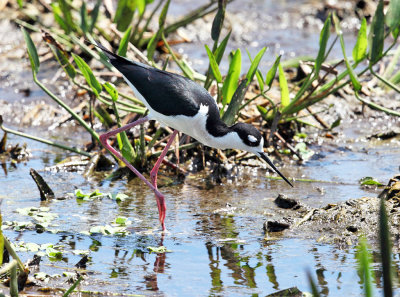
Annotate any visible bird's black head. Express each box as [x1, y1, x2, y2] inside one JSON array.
[[231, 122, 293, 187], [231, 122, 263, 148]]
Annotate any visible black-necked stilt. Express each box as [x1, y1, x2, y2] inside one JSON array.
[[95, 43, 293, 230]]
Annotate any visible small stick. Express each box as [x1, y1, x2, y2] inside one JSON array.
[[274, 131, 303, 161]]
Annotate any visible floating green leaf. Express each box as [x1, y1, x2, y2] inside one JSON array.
[[46, 247, 63, 259], [265, 55, 281, 89], [115, 216, 128, 225], [118, 26, 132, 57], [75, 189, 104, 200], [147, 246, 171, 253], [222, 49, 241, 105], [72, 53, 102, 97], [205, 45, 222, 83], [368, 0, 385, 65], [21, 27, 40, 76], [110, 193, 129, 201], [246, 47, 266, 86], [359, 177, 383, 186], [278, 62, 289, 108]]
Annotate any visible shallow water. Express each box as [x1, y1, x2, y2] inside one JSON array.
[[1, 119, 400, 296], [1, 0, 400, 296]]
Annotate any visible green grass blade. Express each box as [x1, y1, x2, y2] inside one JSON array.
[[245, 47, 266, 86], [80, 2, 88, 33], [256, 69, 264, 92], [353, 18, 368, 63], [103, 82, 119, 102], [214, 31, 231, 65], [379, 195, 393, 297], [51, 2, 70, 33], [333, 13, 361, 91], [10, 261, 18, 297], [211, 0, 226, 41], [315, 15, 331, 75], [118, 26, 132, 57], [17, 0, 23, 8], [89, 0, 101, 33], [222, 49, 241, 105], [221, 79, 248, 125], [137, 0, 146, 15], [147, 0, 170, 60], [368, 0, 385, 65], [49, 44, 76, 79], [278, 62, 290, 108], [72, 53, 102, 97], [205, 45, 222, 83], [58, 0, 75, 33], [356, 237, 374, 297], [114, 0, 136, 32], [21, 27, 40, 75], [306, 270, 321, 297], [265, 55, 281, 89], [158, 0, 170, 27], [386, 0, 400, 32], [63, 276, 83, 297]]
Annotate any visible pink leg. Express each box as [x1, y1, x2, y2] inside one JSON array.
[[150, 130, 178, 226], [99, 116, 169, 230]]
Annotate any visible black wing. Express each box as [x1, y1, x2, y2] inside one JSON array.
[[94, 42, 216, 117]]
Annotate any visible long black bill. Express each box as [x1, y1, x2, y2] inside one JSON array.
[[258, 152, 293, 187]]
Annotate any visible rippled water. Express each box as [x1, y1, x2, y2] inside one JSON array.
[[1, 0, 400, 295]]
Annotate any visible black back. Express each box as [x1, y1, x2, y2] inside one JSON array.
[[96, 43, 217, 117]]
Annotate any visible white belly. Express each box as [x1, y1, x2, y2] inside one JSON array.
[[124, 76, 241, 150]]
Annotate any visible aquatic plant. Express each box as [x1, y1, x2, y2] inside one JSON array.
[[4, 0, 398, 179]]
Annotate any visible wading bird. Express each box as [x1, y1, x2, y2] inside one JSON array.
[[95, 43, 293, 230]]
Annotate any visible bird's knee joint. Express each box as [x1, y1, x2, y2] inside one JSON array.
[[99, 134, 108, 145]]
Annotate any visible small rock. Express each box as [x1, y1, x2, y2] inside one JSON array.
[[264, 220, 290, 232], [274, 194, 299, 209], [346, 225, 358, 233]]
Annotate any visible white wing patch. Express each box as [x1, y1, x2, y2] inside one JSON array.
[[199, 103, 209, 115], [248, 135, 258, 143]]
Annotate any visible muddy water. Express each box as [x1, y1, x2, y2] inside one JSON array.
[[1, 120, 400, 296], [1, 1, 400, 296]]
